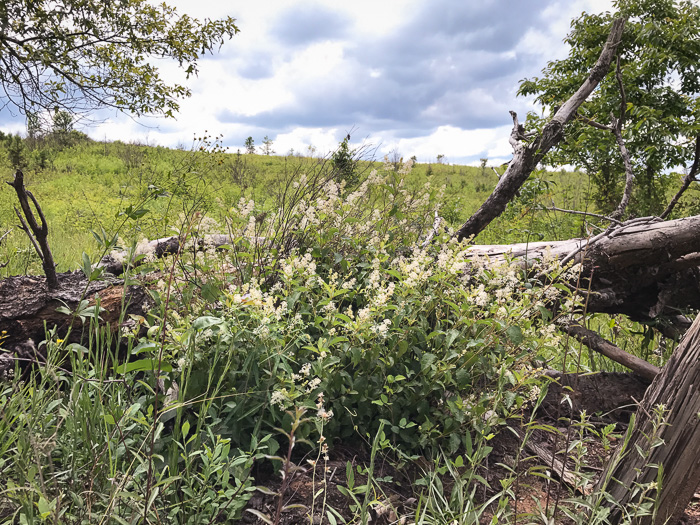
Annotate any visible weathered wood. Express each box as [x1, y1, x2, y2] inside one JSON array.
[[466, 215, 700, 322], [523, 432, 589, 491], [596, 314, 700, 524], [559, 322, 659, 381], [455, 18, 626, 242], [0, 271, 149, 358]]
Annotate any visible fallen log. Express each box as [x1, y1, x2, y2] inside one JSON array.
[[98, 234, 233, 275], [0, 271, 150, 360], [466, 215, 700, 323], [558, 322, 660, 381]]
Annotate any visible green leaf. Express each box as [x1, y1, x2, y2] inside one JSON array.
[[346, 461, 355, 490], [36, 496, 52, 518], [201, 283, 220, 303], [132, 341, 157, 355], [116, 359, 172, 374], [506, 325, 523, 345], [445, 329, 460, 349], [420, 353, 437, 370], [192, 316, 223, 330], [246, 509, 273, 524]]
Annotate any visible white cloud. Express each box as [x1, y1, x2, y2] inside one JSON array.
[[0, 0, 616, 164], [378, 125, 513, 165]]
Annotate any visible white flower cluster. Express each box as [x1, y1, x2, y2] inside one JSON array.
[[281, 252, 317, 285]]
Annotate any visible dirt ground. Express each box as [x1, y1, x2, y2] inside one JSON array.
[[241, 372, 700, 525]]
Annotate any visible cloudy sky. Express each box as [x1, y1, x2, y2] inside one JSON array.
[[0, 0, 614, 165]]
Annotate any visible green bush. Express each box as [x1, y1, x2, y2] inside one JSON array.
[[132, 162, 577, 456]]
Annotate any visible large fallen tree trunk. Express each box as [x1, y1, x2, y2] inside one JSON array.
[[0, 271, 149, 368], [466, 215, 700, 323], [96, 214, 700, 324], [595, 313, 700, 524]]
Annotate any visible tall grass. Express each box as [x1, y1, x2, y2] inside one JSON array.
[[0, 134, 681, 523]]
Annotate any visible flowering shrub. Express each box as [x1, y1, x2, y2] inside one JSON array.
[[130, 161, 580, 454]]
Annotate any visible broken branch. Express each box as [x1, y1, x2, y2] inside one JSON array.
[[558, 321, 659, 381], [6, 170, 58, 290], [454, 18, 626, 242]]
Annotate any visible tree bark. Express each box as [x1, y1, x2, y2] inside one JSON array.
[[0, 271, 149, 361], [466, 215, 700, 322], [455, 18, 626, 242], [595, 313, 700, 524]]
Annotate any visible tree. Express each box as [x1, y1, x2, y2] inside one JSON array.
[[262, 135, 275, 156], [52, 110, 73, 135], [51, 109, 74, 145], [331, 134, 358, 185], [0, 0, 239, 123], [26, 112, 42, 141], [244, 136, 255, 154], [518, 0, 700, 217]]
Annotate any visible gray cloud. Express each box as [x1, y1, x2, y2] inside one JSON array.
[[221, 0, 553, 136], [272, 4, 350, 46]]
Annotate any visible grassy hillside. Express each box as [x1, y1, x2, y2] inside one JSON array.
[[0, 132, 695, 524], [0, 133, 623, 278]]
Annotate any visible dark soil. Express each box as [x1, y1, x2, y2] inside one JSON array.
[[241, 372, 700, 525]]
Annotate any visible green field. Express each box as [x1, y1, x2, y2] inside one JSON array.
[[0, 133, 649, 278], [0, 132, 695, 523]]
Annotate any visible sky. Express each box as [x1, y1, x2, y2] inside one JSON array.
[[0, 0, 615, 165]]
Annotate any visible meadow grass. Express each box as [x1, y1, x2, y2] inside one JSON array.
[[0, 133, 688, 524]]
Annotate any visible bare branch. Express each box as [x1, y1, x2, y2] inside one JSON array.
[[547, 206, 623, 226], [661, 134, 700, 219], [614, 54, 627, 132], [610, 57, 635, 219], [609, 119, 635, 219], [558, 321, 659, 381], [576, 114, 612, 131], [0, 228, 13, 245], [6, 170, 59, 290], [454, 18, 626, 242]]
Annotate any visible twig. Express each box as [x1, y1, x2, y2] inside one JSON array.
[[610, 57, 634, 219], [547, 206, 623, 226], [0, 228, 12, 244], [576, 56, 635, 220], [558, 229, 608, 268], [576, 114, 611, 131], [661, 134, 700, 219]]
